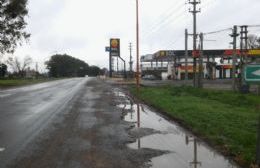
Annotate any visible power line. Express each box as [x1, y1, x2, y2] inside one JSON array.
[[247, 24, 260, 28], [144, 10, 188, 42], [203, 28, 232, 35], [141, 1, 184, 34], [142, 3, 186, 39]]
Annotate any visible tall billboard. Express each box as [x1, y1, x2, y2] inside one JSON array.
[[110, 39, 120, 57]]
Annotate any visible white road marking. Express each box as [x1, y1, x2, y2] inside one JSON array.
[[0, 148, 5, 152], [252, 69, 260, 76], [0, 94, 12, 98]]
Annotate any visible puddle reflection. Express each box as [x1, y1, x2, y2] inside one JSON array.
[[115, 89, 240, 168], [186, 136, 201, 168]]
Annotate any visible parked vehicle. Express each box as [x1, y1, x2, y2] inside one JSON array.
[[142, 74, 157, 80]]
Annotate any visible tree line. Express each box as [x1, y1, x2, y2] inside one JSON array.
[[45, 54, 102, 77]]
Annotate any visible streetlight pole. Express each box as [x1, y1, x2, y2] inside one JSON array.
[[136, 0, 140, 91]]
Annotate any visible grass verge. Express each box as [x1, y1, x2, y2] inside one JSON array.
[[130, 85, 260, 167], [0, 78, 57, 88]]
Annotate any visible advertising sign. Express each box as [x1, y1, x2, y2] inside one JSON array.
[[110, 39, 120, 57], [105, 47, 110, 52]]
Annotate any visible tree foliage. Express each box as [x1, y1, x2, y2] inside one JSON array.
[[0, 63, 7, 77], [45, 54, 102, 77], [0, 0, 30, 54], [46, 54, 90, 77], [88, 65, 101, 77]]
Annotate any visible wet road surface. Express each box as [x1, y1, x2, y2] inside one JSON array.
[[0, 78, 88, 167], [0, 78, 242, 168], [115, 88, 241, 168], [0, 78, 161, 168]]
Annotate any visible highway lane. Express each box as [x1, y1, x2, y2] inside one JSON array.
[[0, 78, 89, 167]]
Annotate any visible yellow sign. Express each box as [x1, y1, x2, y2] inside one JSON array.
[[111, 39, 119, 48], [248, 50, 260, 55], [160, 51, 166, 57]]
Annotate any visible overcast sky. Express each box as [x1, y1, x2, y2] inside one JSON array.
[[5, 0, 260, 71]]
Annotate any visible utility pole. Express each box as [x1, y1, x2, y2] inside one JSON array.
[[230, 25, 239, 91], [198, 33, 204, 88], [240, 25, 249, 91], [35, 62, 38, 79], [136, 0, 140, 90], [189, 0, 201, 88], [129, 43, 133, 73], [185, 29, 189, 82]]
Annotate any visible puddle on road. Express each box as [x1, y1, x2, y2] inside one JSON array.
[[114, 88, 240, 168], [0, 147, 5, 152]]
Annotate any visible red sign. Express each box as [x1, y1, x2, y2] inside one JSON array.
[[192, 50, 200, 58], [222, 65, 233, 69], [223, 49, 241, 56]]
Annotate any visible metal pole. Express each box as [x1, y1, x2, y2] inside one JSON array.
[[123, 59, 126, 79], [199, 33, 204, 88], [240, 25, 249, 90], [245, 26, 248, 64], [256, 105, 260, 165], [231, 26, 238, 91], [189, 0, 200, 88], [185, 29, 189, 81], [109, 54, 112, 77], [129, 43, 133, 73], [193, 2, 197, 88], [136, 0, 140, 91], [117, 57, 119, 73]]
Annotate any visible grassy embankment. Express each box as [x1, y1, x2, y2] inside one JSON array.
[[0, 79, 54, 88], [130, 85, 260, 167]]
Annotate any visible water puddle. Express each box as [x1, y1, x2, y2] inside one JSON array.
[[114, 88, 240, 168], [0, 148, 5, 152]]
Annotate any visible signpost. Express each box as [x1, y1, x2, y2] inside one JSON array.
[[110, 39, 120, 57], [107, 38, 126, 78], [244, 64, 260, 83], [108, 39, 120, 77], [245, 64, 260, 165]]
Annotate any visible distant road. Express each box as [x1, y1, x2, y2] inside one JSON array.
[[0, 78, 89, 167]]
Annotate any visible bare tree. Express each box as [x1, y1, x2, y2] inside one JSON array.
[[248, 34, 260, 49], [6, 55, 32, 77]]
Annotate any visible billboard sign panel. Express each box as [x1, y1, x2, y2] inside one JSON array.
[[110, 39, 120, 57], [105, 47, 110, 52]]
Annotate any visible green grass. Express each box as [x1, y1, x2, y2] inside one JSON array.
[[130, 85, 260, 167], [0, 78, 54, 88]]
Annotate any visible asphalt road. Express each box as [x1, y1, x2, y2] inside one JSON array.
[[0, 78, 160, 168], [0, 78, 89, 167], [0, 77, 242, 168]]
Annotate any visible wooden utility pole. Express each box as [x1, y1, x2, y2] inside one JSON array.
[[189, 0, 200, 88], [136, 0, 140, 91]]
